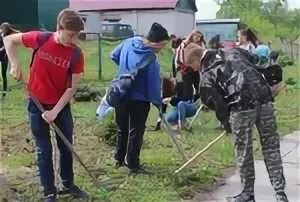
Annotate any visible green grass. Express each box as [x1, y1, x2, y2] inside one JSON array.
[[1, 40, 299, 202]]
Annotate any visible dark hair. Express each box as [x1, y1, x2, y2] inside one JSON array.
[[208, 34, 222, 49], [200, 35, 206, 46], [162, 76, 176, 98], [240, 28, 258, 48], [0, 22, 19, 37], [171, 38, 183, 49]]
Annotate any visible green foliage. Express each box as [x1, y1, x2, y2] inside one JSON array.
[[74, 84, 103, 102], [279, 55, 295, 67], [285, 77, 297, 85], [215, 0, 300, 44], [98, 112, 118, 146]]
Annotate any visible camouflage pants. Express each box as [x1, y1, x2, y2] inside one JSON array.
[[230, 102, 287, 197]]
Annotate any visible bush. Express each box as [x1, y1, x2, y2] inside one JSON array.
[[278, 55, 294, 67], [97, 113, 117, 146], [74, 84, 102, 102], [286, 77, 297, 85]]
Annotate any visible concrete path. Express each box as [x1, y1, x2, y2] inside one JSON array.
[[198, 131, 300, 202]]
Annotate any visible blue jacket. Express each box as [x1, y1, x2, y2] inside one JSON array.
[[111, 37, 162, 106]]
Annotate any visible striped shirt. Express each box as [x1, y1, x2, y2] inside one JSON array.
[[175, 41, 190, 74]]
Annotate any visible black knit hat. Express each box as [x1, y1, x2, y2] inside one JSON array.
[[147, 22, 169, 43]]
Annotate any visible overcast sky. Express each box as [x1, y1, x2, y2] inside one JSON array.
[[196, 0, 300, 20]]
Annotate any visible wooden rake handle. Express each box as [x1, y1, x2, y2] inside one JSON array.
[[175, 131, 226, 174]]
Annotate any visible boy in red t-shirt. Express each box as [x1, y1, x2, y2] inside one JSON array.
[[4, 9, 87, 202]]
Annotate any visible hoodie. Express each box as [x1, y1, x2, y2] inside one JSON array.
[[200, 48, 273, 111], [111, 36, 161, 106]]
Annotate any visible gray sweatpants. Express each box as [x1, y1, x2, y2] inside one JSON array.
[[230, 102, 287, 199]]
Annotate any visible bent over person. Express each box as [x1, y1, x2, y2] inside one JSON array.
[[200, 48, 288, 202]]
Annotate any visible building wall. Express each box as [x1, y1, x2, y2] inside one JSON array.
[[101, 9, 176, 36], [174, 10, 195, 38], [196, 23, 238, 42], [101, 11, 138, 33], [81, 9, 195, 38], [80, 12, 102, 33]]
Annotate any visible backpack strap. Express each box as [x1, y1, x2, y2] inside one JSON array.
[[29, 32, 81, 88], [30, 32, 53, 67], [67, 46, 81, 88]]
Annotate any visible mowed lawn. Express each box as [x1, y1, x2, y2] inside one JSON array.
[[0, 40, 299, 202]]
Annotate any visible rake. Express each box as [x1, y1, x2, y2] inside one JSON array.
[[175, 130, 226, 173], [18, 77, 105, 187], [159, 111, 187, 161]]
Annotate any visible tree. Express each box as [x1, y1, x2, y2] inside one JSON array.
[[214, 0, 300, 58], [263, 1, 300, 58]]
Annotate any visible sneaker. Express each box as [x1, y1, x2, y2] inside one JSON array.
[[226, 193, 255, 202], [154, 121, 161, 131], [128, 163, 153, 175], [276, 192, 289, 202], [44, 194, 57, 202], [58, 185, 88, 199], [2, 91, 7, 97]]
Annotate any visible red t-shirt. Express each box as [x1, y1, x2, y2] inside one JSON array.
[[22, 31, 84, 105]]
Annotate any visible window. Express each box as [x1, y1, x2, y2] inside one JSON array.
[[102, 25, 114, 31]]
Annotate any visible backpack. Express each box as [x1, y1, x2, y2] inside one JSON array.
[[256, 64, 283, 86], [29, 32, 81, 87], [106, 54, 156, 108]]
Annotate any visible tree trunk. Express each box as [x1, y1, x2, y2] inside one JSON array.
[[290, 41, 294, 60], [297, 44, 300, 62], [280, 37, 286, 52]]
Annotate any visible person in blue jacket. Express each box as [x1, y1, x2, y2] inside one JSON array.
[[110, 22, 169, 174]]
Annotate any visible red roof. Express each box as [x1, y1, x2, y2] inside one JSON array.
[[70, 0, 178, 11]]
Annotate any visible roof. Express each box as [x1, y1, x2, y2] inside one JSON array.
[[196, 18, 240, 24], [69, 0, 178, 11]]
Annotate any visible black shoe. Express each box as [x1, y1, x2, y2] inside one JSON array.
[[222, 122, 232, 133], [44, 194, 57, 202], [2, 91, 7, 98], [227, 193, 255, 202], [129, 163, 153, 175], [276, 192, 289, 202], [58, 185, 88, 199], [154, 121, 161, 131]]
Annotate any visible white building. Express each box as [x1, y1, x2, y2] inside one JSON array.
[[69, 0, 198, 38]]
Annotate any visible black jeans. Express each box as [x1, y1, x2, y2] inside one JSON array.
[[1, 56, 8, 96], [182, 70, 200, 97], [115, 100, 150, 169]]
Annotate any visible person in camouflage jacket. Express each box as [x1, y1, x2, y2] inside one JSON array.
[[199, 48, 288, 202]]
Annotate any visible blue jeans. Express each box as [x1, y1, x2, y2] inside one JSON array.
[[166, 101, 197, 124], [28, 99, 74, 196]]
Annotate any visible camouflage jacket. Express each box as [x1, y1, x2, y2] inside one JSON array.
[[200, 48, 273, 111]]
